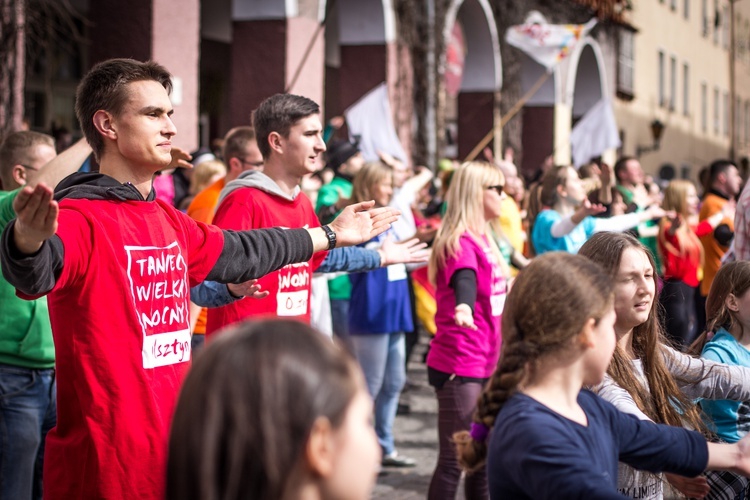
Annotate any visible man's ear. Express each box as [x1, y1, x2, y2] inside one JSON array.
[[93, 110, 117, 141], [268, 131, 284, 155], [304, 417, 335, 478], [11, 165, 27, 187]]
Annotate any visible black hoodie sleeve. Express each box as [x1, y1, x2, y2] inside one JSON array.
[[205, 227, 314, 283], [1, 220, 65, 296]]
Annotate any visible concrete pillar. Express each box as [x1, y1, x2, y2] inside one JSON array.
[[227, 21, 324, 128], [554, 102, 572, 166], [88, 0, 201, 150]]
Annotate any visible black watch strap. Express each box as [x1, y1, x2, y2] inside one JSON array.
[[322, 225, 337, 250]]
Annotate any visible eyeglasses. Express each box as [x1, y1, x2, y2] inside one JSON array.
[[19, 164, 41, 172], [239, 159, 264, 170], [486, 185, 504, 195]]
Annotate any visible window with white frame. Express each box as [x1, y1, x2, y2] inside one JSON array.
[[714, 0, 720, 44], [723, 6, 729, 49], [617, 29, 635, 98], [724, 91, 730, 137], [714, 87, 720, 134], [670, 56, 677, 111], [683, 63, 689, 116], [702, 0, 709, 36], [702, 83, 708, 131], [659, 51, 666, 107]]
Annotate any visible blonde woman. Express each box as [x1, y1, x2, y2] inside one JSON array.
[[658, 180, 734, 349], [426, 161, 509, 500]]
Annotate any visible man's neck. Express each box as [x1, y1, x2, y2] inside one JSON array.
[[263, 161, 301, 197], [710, 185, 730, 199], [98, 153, 158, 199]]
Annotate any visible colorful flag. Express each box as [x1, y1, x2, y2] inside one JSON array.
[[505, 18, 597, 71]]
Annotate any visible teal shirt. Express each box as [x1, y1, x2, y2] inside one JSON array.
[[0, 188, 55, 368], [700, 328, 750, 443], [316, 177, 353, 300]]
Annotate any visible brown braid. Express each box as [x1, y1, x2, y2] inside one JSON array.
[[454, 253, 614, 472]]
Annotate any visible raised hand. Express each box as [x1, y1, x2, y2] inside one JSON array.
[[12, 183, 59, 255], [227, 279, 269, 300], [168, 146, 193, 169], [378, 237, 430, 266], [576, 199, 606, 219], [600, 162, 614, 187], [328, 200, 400, 247]]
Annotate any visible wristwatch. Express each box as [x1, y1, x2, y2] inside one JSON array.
[[321, 225, 337, 250]]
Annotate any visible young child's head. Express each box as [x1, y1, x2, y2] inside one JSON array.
[[455, 252, 614, 471], [662, 180, 699, 218], [167, 320, 379, 500], [351, 161, 393, 208], [692, 261, 750, 351]]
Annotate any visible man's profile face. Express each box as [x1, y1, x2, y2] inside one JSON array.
[[624, 159, 644, 185], [279, 114, 326, 177], [13, 143, 57, 188], [108, 80, 176, 171]]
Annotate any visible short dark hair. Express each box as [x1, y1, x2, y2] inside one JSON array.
[[614, 156, 636, 183], [75, 58, 173, 161], [222, 126, 256, 163], [709, 159, 736, 185], [0, 131, 55, 186], [252, 94, 320, 159], [166, 319, 359, 500]]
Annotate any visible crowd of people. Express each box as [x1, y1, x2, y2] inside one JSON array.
[[3, 56, 750, 500]]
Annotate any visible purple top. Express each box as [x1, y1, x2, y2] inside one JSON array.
[[427, 233, 505, 379]]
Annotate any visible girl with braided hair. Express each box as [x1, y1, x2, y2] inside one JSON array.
[[425, 161, 509, 499], [455, 252, 750, 499]]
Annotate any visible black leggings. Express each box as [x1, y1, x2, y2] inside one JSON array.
[[659, 279, 698, 351]]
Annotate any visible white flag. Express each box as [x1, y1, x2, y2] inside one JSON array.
[[570, 98, 621, 168], [506, 18, 597, 71], [344, 83, 407, 163]]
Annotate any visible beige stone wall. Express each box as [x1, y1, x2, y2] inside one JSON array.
[[613, 0, 733, 178]]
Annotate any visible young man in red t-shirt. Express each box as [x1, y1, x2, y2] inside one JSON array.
[[0, 58, 398, 500]]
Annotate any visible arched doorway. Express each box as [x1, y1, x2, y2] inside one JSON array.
[[443, 0, 501, 160]]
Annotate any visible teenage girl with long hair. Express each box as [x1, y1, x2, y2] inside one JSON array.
[[531, 165, 666, 255], [658, 180, 734, 349], [578, 232, 750, 499], [454, 252, 750, 499], [426, 161, 508, 500], [166, 319, 380, 500]]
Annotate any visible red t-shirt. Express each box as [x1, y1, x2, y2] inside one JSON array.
[[659, 219, 713, 287], [206, 187, 327, 334], [23, 198, 225, 499]]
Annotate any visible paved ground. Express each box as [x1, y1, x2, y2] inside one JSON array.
[[371, 335, 466, 500]]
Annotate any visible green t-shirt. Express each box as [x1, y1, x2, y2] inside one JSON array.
[[0, 188, 55, 368], [316, 177, 353, 300]]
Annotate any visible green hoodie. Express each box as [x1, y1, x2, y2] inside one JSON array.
[[0, 189, 55, 368], [316, 177, 353, 300]]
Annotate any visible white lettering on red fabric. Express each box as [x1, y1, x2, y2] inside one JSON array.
[[125, 242, 191, 368]]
